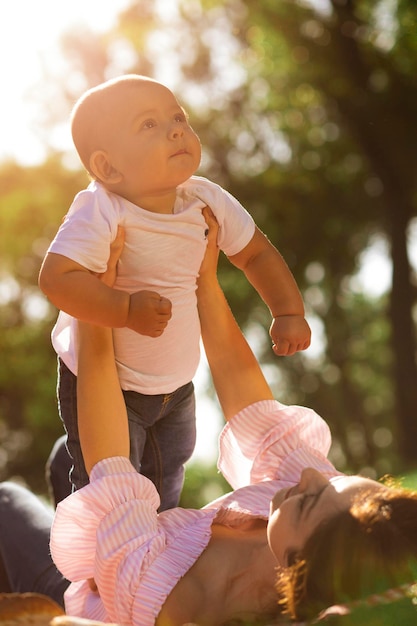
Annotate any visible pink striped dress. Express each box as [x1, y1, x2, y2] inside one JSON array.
[[50, 399, 341, 625]]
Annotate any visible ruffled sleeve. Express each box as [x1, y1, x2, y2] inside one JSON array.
[[51, 456, 216, 626], [51, 457, 160, 581], [218, 399, 335, 489], [50, 456, 167, 625]]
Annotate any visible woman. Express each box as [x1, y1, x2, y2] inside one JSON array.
[[1, 210, 417, 624]]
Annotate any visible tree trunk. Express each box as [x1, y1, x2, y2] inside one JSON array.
[[387, 195, 417, 464]]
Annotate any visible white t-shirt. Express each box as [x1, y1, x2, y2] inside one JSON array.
[[48, 175, 255, 394]]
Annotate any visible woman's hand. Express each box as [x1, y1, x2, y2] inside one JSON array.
[[96, 225, 125, 287], [198, 206, 220, 282]]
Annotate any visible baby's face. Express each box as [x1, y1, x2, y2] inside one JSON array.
[[102, 78, 201, 209]]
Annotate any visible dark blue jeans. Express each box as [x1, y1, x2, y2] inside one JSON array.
[[56, 359, 196, 511], [0, 481, 68, 607]]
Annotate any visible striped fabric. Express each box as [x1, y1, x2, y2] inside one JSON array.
[[50, 399, 341, 625]]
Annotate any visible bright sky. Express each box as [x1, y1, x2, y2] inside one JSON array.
[[0, 0, 132, 164]]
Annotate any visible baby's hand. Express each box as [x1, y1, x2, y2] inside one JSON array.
[[127, 291, 172, 337], [269, 315, 311, 356]]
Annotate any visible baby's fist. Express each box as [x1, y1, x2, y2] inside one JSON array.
[[127, 290, 172, 337]]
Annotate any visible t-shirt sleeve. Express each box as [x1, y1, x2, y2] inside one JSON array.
[[186, 176, 256, 256], [47, 183, 120, 273], [218, 399, 334, 489], [215, 187, 256, 256]]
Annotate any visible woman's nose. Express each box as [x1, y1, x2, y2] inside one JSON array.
[[298, 468, 329, 493]]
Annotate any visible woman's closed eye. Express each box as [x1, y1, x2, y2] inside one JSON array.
[[298, 486, 329, 517]]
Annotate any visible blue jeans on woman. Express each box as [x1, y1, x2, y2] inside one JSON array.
[[55, 359, 196, 511], [0, 481, 68, 606]]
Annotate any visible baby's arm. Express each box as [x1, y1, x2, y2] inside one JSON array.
[[39, 251, 171, 337], [228, 227, 311, 356]]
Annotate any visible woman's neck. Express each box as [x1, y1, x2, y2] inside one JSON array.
[[158, 521, 279, 625]]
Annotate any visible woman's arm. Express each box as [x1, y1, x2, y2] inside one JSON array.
[[77, 323, 130, 475], [76, 227, 130, 475], [197, 208, 273, 422]]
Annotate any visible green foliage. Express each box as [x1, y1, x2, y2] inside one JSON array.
[[163, 0, 417, 473], [318, 597, 417, 626], [180, 461, 231, 509], [0, 159, 87, 493]]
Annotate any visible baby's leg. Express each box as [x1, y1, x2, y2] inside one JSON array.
[[124, 382, 196, 511], [141, 381, 196, 511], [57, 358, 89, 490], [45, 434, 73, 506]]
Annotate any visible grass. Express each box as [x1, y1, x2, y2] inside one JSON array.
[[397, 468, 417, 490]]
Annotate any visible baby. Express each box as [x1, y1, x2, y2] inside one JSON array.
[[39, 74, 311, 510]]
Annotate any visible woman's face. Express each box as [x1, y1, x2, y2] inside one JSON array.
[[267, 468, 382, 566]]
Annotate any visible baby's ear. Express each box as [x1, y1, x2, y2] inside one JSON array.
[[89, 150, 122, 184]]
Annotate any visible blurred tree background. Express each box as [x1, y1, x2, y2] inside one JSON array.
[[1, 0, 417, 504]]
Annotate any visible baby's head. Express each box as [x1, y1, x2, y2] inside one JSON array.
[[71, 74, 201, 206]]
